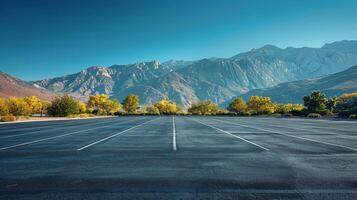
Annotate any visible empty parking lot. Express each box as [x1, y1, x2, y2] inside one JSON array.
[[1, 116, 357, 200]]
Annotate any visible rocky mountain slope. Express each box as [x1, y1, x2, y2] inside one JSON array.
[[238, 65, 357, 104], [32, 40, 357, 107], [0, 72, 57, 100]]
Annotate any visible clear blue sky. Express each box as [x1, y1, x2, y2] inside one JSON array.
[[1, 0, 357, 81]]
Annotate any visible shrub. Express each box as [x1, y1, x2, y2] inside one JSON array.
[[247, 96, 275, 114], [79, 114, 90, 118], [154, 99, 180, 115], [188, 100, 219, 115], [16, 116, 30, 120], [0, 115, 16, 122], [87, 94, 121, 115], [69, 113, 96, 118], [317, 109, 330, 116], [307, 113, 321, 118], [145, 105, 160, 115], [6, 97, 31, 116], [0, 98, 9, 116], [122, 94, 139, 114], [336, 93, 357, 117], [303, 91, 327, 112], [349, 114, 357, 119], [67, 114, 78, 118], [275, 103, 304, 114], [47, 94, 82, 117], [290, 108, 309, 116], [271, 113, 282, 117], [241, 111, 252, 116], [79, 113, 96, 118]]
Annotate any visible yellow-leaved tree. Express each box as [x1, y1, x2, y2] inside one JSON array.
[[247, 96, 275, 114], [0, 98, 9, 116], [154, 99, 178, 115], [87, 94, 121, 115]]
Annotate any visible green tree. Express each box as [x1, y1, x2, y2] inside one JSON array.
[[227, 97, 247, 114], [123, 94, 139, 114], [303, 91, 327, 112], [188, 100, 219, 115], [326, 97, 337, 113], [47, 94, 81, 117], [335, 92, 357, 117]]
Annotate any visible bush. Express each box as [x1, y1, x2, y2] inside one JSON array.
[[241, 111, 252, 116], [67, 114, 78, 118], [154, 99, 180, 115], [307, 113, 321, 118], [16, 116, 30, 120], [247, 96, 275, 114], [47, 94, 82, 117], [336, 94, 357, 117], [349, 114, 357, 119], [271, 113, 282, 117], [145, 106, 160, 115], [79, 114, 90, 118], [0, 115, 16, 122], [317, 109, 330, 116], [283, 113, 293, 117], [68, 113, 96, 118], [6, 97, 31, 116], [188, 100, 219, 115], [79, 113, 96, 118], [227, 97, 247, 114], [290, 108, 309, 116]]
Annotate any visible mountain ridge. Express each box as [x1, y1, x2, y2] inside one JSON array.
[[0, 72, 58, 100], [29, 40, 357, 107], [235, 65, 357, 104]]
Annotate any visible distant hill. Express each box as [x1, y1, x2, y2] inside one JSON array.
[[238, 65, 357, 104], [31, 40, 357, 107], [0, 72, 58, 100]]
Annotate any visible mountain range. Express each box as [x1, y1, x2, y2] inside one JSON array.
[[0, 72, 57, 100], [238, 65, 357, 104], [1, 40, 357, 107]]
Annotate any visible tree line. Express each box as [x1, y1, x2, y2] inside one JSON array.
[[1, 90, 356, 121]]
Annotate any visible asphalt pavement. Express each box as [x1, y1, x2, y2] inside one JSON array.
[[1, 116, 357, 200]]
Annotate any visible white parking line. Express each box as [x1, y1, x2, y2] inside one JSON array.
[[213, 118, 357, 152], [77, 117, 159, 151], [172, 116, 177, 151], [188, 117, 270, 151], [0, 117, 144, 151]]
